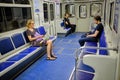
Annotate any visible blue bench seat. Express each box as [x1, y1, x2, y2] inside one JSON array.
[[0, 62, 15, 72], [58, 21, 71, 37], [1, 29, 56, 80], [75, 30, 108, 79], [75, 71, 94, 80], [0, 47, 38, 71], [0, 33, 46, 80], [99, 31, 108, 55], [37, 26, 57, 41], [7, 54, 27, 61], [11, 33, 25, 48], [20, 46, 38, 53], [82, 30, 108, 55], [6, 47, 39, 61], [83, 42, 98, 53], [77, 59, 95, 73], [0, 37, 14, 55]]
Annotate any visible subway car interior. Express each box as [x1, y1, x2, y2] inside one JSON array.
[[0, 0, 120, 80]]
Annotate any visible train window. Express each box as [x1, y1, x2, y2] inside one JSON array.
[[60, 3, 62, 18], [109, 2, 114, 30], [43, 3, 48, 22], [0, 0, 13, 3], [113, 1, 119, 33], [0, 7, 32, 33], [90, 3, 102, 16], [65, 4, 75, 17], [14, 0, 29, 4], [79, 5, 87, 18], [50, 4, 54, 21]]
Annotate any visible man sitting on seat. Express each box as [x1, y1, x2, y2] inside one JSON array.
[[78, 15, 104, 46]]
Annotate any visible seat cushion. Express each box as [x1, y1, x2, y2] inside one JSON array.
[[77, 60, 95, 73], [85, 42, 97, 46], [7, 54, 27, 61], [60, 21, 64, 27], [11, 33, 25, 48], [0, 37, 14, 55], [0, 62, 15, 72], [83, 42, 97, 53], [76, 71, 94, 80], [64, 28, 71, 31], [19, 46, 38, 54]]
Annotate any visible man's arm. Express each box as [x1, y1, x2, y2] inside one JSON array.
[[87, 30, 99, 37]]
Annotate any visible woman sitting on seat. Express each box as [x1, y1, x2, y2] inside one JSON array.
[[26, 19, 57, 60], [64, 13, 76, 33]]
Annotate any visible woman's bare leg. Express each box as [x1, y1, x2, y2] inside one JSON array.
[[46, 40, 55, 59], [49, 40, 57, 58]]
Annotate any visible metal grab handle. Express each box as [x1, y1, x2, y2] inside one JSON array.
[[79, 46, 118, 52]]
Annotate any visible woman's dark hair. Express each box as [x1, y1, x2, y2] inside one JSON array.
[[94, 15, 101, 22]]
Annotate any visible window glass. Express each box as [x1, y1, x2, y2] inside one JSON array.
[[79, 5, 87, 18], [113, 1, 119, 33], [0, 7, 32, 33], [65, 4, 75, 17], [90, 3, 102, 16], [0, 0, 13, 3], [43, 3, 48, 22], [60, 3, 62, 18], [50, 4, 54, 21], [14, 0, 30, 4], [109, 2, 114, 30]]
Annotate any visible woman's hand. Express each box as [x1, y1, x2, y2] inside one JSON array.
[[65, 21, 68, 25], [28, 35, 44, 41], [38, 35, 44, 38], [35, 35, 44, 39], [86, 35, 89, 37]]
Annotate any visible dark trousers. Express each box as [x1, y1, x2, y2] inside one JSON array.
[[78, 33, 98, 46], [70, 24, 76, 33], [66, 24, 76, 33]]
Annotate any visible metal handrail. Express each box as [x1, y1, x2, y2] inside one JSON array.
[[74, 46, 118, 80], [79, 46, 118, 51]]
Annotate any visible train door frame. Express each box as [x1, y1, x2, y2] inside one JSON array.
[[43, 1, 56, 37], [49, 2, 56, 36], [63, 3, 76, 29], [75, 2, 90, 32]]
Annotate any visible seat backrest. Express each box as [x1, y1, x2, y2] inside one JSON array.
[[23, 31, 30, 43], [60, 21, 64, 27], [38, 26, 46, 35], [0, 37, 14, 55], [11, 33, 25, 48], [99, 31, 108, 55], [99, 31, 107, 47]]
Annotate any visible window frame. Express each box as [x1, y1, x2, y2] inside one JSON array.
[[90, 3, 102, 17], [79, 5, 87, 18], [109, 2, 115, 30], [43, 3, 48, 22], [65, 4, 75, 17], [0, 0, 32, 33], [50, 4, 54, 21], [60, 3, 62, 18]]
